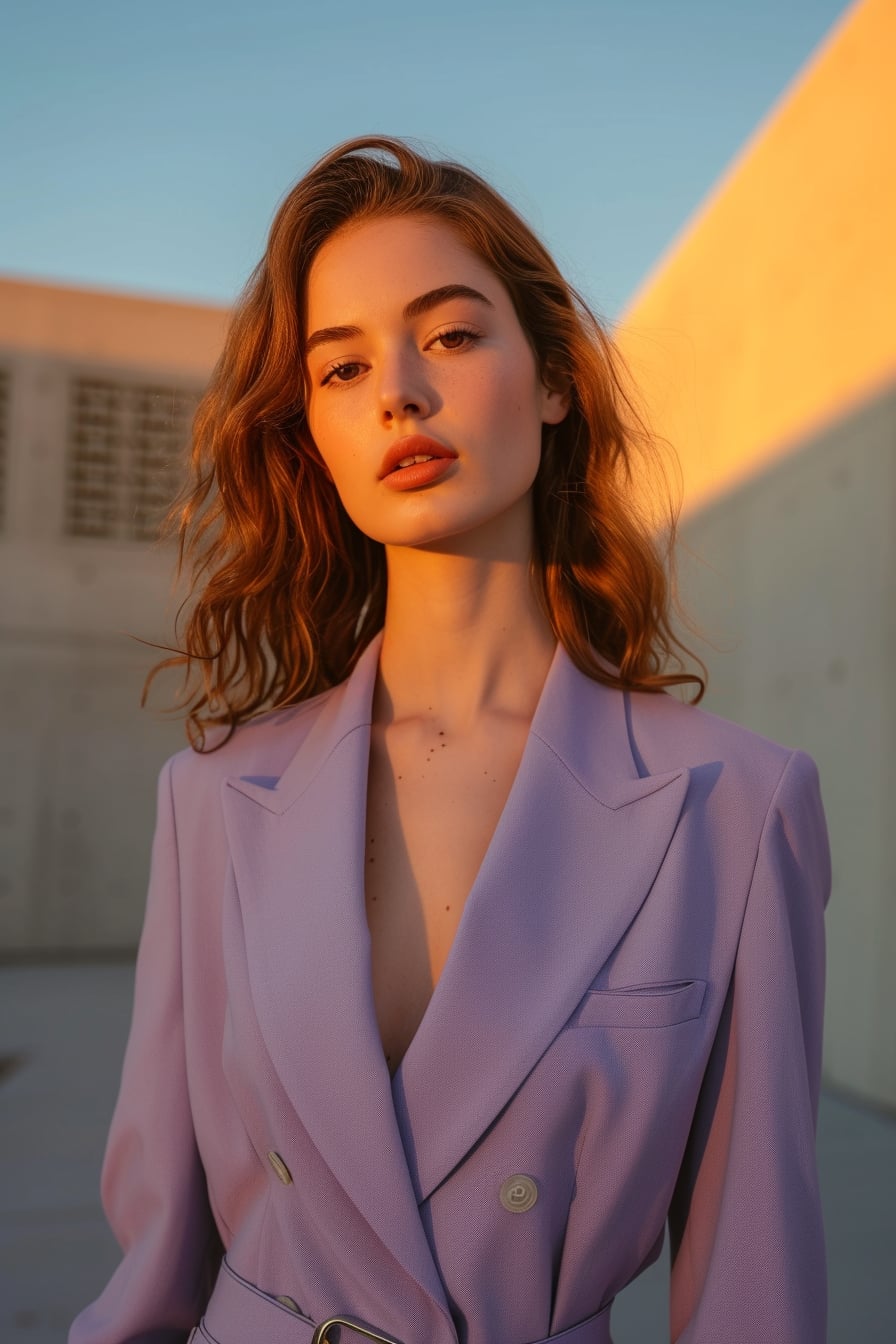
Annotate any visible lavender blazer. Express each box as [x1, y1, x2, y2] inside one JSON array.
[[70, 633, 830, 1344]]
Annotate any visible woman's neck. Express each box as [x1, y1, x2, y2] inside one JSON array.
[[375, 520, 556, 735]]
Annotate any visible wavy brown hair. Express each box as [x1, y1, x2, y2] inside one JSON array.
[[145, 134, 705, 749]]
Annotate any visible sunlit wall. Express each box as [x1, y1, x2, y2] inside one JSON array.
[[616, 0, 896, 1108]]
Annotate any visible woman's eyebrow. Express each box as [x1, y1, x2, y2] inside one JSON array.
[[403, 283, 493, 322], [305, 284, 493, 356]]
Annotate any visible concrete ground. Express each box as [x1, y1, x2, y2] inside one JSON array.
[[0, 963, 893, 1343]]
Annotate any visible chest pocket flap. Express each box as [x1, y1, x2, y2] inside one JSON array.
[[570, 978, 707, 1029]]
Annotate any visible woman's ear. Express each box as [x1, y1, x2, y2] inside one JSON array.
[[540, 366, 572, 425]]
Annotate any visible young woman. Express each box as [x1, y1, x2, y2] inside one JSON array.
[[70, 136, 830, 1344]]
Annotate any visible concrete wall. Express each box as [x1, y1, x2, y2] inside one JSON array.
[[1, 638, 183, 950], [0, 279, 226, 954], [677, 380, 896, 1109], [613, 0, 896, 1110], [0, 351, 193, 953]]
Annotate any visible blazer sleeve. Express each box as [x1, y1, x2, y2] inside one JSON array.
[[667, 748, 831, 1344], [69, 757, 219, 1344]]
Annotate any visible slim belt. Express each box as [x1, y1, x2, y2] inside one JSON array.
[[190, 1257, 614, 1344]]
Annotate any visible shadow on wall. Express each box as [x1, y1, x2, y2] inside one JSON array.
[[675, 376, 896, 1111]]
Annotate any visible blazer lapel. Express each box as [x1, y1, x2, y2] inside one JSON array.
[[389, 645, 690, 1203], [220, 633, 690, 1262], [220, 635, 453, 1325]]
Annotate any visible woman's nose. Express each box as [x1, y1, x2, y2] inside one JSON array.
[[378, 354, 432, 423]]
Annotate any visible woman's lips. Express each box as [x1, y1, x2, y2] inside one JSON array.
[[379, 434, 457, 491], [382, 456, 457, 491]]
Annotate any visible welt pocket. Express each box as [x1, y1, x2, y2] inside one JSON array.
[[570, 979, 706, 1029]]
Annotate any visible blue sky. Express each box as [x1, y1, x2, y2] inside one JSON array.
[[1, 0, 849, 319]]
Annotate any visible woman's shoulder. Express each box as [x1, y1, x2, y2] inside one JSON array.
[[621, 682, 819, 800], [615, 688, 827, 878], [571, 647, 810, 791], [163, 684, 339, 796]]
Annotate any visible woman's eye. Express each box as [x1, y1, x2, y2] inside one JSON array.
[[319, 328, 479, 385], [430, 326, 480, 351], [322, 361, 362, 386]]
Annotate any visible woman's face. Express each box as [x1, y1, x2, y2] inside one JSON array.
[[303, 214, 568, 551]]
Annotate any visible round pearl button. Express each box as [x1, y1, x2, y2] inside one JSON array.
[[499, 1173, 538, 1212]]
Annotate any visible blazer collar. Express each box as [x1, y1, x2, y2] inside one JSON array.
[[228, 631, 678, 815], [228, 632, 381, 816], [221, 633, 689, 1313]]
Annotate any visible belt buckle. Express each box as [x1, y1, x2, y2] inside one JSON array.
[[310, 1314, 405, 1344]]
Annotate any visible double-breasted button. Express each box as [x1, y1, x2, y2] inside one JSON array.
[[499, 1173, 538, 1212], [267, 1150, 293, 1185]]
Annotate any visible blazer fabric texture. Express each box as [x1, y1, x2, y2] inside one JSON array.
[[70, 634, 830, 1344]]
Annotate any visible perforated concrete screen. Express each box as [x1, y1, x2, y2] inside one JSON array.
[[64, 375, 199, 542]]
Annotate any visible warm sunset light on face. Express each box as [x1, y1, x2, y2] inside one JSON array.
[[304, 215, 567, 552]]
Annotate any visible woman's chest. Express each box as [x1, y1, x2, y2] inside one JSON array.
[[363, 717, 530, 1076]]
